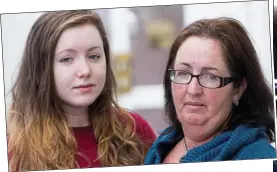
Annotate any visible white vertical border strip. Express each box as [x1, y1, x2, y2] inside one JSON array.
[[0, 0, 275, 172], [0, 14, 8, 172]]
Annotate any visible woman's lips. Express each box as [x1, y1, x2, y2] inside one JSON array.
[[74, 84, 94, 93], [184, 102, 206, 111]]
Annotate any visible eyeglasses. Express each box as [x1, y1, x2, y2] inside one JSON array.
[[168, 69, 240, 89]]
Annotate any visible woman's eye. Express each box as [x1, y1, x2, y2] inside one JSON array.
[[177, 71, 190, 76], [203, 74, 217, 80], [60, 57, 73, 63], [88, 55, 100, 60]]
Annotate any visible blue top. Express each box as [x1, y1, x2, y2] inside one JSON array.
[[144, 125, 276, 164]]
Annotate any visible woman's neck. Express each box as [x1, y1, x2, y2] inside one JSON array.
[[62, 104, 90, 127], [183, 134, 216, 151]]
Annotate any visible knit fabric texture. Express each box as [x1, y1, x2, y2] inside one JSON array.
[[144, 125, 276, 164]]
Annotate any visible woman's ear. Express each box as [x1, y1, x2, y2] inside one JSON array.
[[232, 78, 247, 102]]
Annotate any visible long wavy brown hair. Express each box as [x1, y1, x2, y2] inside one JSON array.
[[8, 10, 148, 171]]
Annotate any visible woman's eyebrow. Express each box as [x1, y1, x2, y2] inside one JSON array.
[[176, 62, 191, 68], [202, 66, 218, 71], [87, 46, 101, 52], [55, 49, 76, 56]]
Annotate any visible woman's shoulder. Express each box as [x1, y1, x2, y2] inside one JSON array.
[[125, 109, 157, 145], [226, 125, 276, 160], [233, 138, 276, 160], [153, 125, 179, 145], [126, 109, 155, 134]]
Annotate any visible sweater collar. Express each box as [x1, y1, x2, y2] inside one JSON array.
[[144, 125, 268, 164]]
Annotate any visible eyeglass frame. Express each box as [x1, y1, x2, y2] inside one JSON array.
[[167, 69, 241, 89]]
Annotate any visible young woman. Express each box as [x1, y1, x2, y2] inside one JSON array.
[[8, 10, 156, 171]]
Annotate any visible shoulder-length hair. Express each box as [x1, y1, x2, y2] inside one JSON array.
[[163, 17, 275, 142]]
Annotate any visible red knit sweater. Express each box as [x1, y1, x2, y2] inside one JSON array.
[[72, 112, 157, 168], [8, 112, 156, 170]]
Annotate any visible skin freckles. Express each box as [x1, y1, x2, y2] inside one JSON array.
[[171, 36, 245, 142]]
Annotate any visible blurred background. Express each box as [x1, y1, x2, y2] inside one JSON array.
[[1, 1, 272, 136]]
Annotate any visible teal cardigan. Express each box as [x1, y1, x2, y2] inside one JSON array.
[[144, 125, 276, 164]]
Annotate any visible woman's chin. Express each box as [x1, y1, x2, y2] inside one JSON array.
[[180, 113, 208, 125], [64, 101, 95, 109], [70, 97, 98, 107], [182, 127, 215, 142]]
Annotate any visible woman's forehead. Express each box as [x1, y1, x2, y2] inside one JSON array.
[[55, 24, 103, 54], [174, 36, 228, 72]]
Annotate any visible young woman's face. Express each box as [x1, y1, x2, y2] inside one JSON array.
[[53, 24, 106, 111]]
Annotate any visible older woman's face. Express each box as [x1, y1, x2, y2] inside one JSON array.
[[172, 36, 242, 142]]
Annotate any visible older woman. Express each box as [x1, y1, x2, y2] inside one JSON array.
[[144, 17, 276, 164]]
